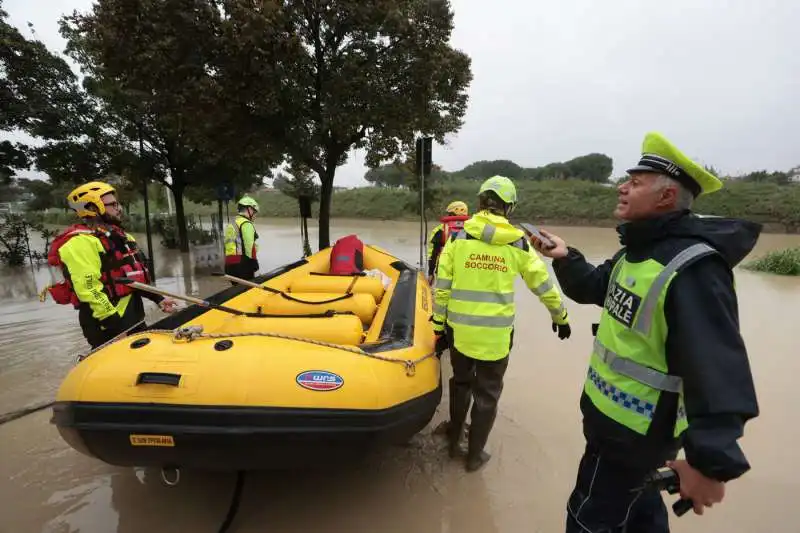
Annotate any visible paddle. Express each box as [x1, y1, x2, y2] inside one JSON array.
[[115, 277, 248, 316]]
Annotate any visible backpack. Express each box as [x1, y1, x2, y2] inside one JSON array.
[[440, 215, 469, 245], [330, 234, 364, 275]]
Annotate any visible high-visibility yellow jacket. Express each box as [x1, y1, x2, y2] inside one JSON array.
[[432, 210, 569, 360], [58, 233, 134, 320], [224, 215, 258, 263]]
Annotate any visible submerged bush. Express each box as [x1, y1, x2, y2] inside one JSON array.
[[743, 247, 800, 276]]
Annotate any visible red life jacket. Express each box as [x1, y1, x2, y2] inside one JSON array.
[[439, 215, 469, 244], [329, 234, 364, 275], [45, 223, 151, 307]]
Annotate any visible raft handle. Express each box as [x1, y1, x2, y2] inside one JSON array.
[[161, 467, 181, 486], [136, 372, 182, 387]]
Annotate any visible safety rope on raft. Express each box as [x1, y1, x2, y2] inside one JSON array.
[[78, 324, 436, 377]]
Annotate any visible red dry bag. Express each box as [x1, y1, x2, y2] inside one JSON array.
[[330, 234, 364, 275]]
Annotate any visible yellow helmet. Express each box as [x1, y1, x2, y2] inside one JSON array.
[[446, 200, 468, 216], [67, 181, 116, 218]]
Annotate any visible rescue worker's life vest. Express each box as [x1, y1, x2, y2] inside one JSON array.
[[45, 223, 151, 307], [224, 216, 258, 265], [330, 234, 364, 275], [439, 215, 469, 245], [585, 242, 717, 438]]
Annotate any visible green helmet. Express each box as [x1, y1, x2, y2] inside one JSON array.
[[478, 176, 517, 205], [238, 195, 259, 212]]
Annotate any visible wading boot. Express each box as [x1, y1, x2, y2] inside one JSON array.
[[465, 400, 497, 472], [447, 384, 471, 458]]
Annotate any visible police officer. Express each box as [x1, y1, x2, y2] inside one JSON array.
[[52, 181, 177, 349], [432, 176, 572, 472], [531, 132, 761, 531], [427, 200, 469, 284], [224, 195, 260, 281]]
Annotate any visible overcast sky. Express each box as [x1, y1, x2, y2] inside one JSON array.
[[4, 0, 799, 187]]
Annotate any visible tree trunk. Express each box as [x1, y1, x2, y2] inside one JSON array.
[[318, 170, 335, 250], [171, 176, 189, 252]]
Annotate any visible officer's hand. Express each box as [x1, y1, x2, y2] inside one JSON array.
[[552, 322, 571, 340], [666, 459, 726, 515], [158, 297, 179, 314], [531, 229, 568, 259]]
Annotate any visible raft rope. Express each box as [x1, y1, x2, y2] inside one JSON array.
[[142, 325, 436, 377], [218, 471, 246, 533]]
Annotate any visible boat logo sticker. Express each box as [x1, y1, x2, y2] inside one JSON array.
[[296, 370, 344, 391]]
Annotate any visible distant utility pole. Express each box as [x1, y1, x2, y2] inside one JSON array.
[[416, 136, 433, 271]]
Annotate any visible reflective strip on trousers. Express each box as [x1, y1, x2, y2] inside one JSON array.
[[632, 243, 716, 334], [588, 367, 657, 420], [447, 311, 514, 328], [593, 338, 683, 393]]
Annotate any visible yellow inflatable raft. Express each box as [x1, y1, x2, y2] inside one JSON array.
[[51, 244, 441, 470]]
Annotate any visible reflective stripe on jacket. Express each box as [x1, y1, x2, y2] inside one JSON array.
[[224, 215, 258, 263], [585, 242, 717, 437], [58, 233, 133, 320], [433, 210, 568, 360]]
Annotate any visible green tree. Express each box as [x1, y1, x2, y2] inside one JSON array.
[[0, 142, 29, 184], [1, 1, 86, 179], [216, 0, 472, 249], [564, 153, 613, 183], [453, 159, 524, 180], [60, 0, 280, 251], [704, 164, 720, 177], [740, 170, 790, 185], [364, 164, 412, 188], [274, 165, 321, 201]]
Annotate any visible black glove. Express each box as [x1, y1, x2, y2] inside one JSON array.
[[435, 332, 449, 354], [552, 322, 571, 340], [99, 312, 124, 335]]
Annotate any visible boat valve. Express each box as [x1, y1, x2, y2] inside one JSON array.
[[160, 466, 181, 487]]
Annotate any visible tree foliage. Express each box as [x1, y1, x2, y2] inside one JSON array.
[[59, 0, 279, 251], [0, 1, 86, 180], [216, 0, 473, 248], [451, 159, 524, 180], [274, 165, 321, 202]]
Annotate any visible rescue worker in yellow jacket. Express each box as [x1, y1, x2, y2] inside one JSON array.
[[47, 181, 177, 349], [531, 132, 760, 531], [224, 195, 260, 281], [432, 175, 572, 472], [427, 200, 470, 284]]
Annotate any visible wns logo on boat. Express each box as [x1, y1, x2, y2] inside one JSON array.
[[296, 370, 344, 391]]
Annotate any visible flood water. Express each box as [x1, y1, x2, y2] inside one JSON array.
[[1, 218, 799, 532]]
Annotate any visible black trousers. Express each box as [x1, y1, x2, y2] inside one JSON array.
[[565, 441, 670, 533], [79, 295, 148, 349], [224, 257, 258, 281], [448, 341, 511, 456]]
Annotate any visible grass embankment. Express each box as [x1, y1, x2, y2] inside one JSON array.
[[255, 180, 800, 233], [743, 248, 800, 276], [35, 179, 800, 233]]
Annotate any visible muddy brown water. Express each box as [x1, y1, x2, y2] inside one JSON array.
[[1, 219, 799, 532]]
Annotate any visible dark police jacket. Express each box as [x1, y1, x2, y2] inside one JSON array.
[[552, 210, 761, 482]]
